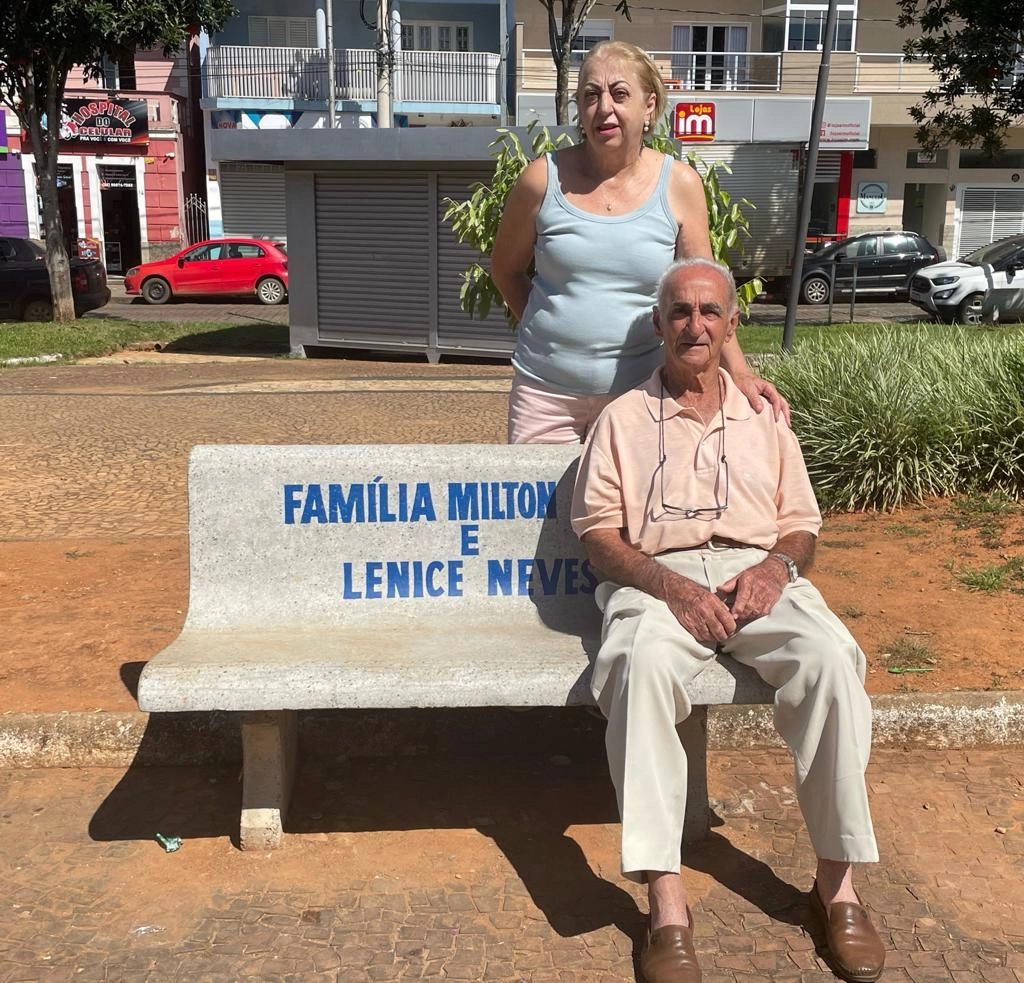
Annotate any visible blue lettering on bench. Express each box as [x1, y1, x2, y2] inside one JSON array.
[[342, 559, 466, 599], [460, 524, 480, 556], [283, 482, 437, 525], [486, 558, 599, 597], [447, 481, 556, 521]]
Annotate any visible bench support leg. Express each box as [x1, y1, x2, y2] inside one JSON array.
[[680, 707, 710, 845], [239, 710, 297, 851]]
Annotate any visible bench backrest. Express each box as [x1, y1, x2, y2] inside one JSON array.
[[184, 444, 601, 637]]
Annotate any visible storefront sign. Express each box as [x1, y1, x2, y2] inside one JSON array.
[[819, 117, 869, 149], [674, 102, 716, 142], [857, 181, 888, 214], [58, 99, 148, 146], [55, 162, 74, 189], [98, 164, 137, 190]]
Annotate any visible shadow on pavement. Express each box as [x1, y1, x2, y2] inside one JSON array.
[[157, 324, 291, 354]]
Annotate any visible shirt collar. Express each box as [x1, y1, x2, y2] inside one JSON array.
[[640, 366, 754, 423]]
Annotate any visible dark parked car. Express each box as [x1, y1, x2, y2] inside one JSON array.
[[778, 231, 946, 305], [0, 236, 110, 321]]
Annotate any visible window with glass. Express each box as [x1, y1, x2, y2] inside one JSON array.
[[959, 149, 1024, 169], [183, 244, 224, 262], [562, 19, 613, 64], [787, 9, 854, 51], [671, 24, 749, 90], [401, 21, 473, 52], [101, 54, 137, 90]]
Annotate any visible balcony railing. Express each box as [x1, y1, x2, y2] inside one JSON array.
[[853, 53, 935, 93], [205, 45, 500, 104], [519, 48, 782, 93]]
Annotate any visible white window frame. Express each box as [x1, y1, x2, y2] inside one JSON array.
[[784, 2, 857, 52], [400, 20, 473, 52], [670, 23, 750, 90], [248, 16, 318, 49]]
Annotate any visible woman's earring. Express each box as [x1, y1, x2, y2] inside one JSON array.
[[643, 118, 651, 133]]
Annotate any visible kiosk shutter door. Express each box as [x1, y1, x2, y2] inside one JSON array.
[[220, 163, 286, 238], [694, 144, 800, 275], [957, 186, 1024, 256], [315, 171, 432, 346], [437, 172, 515, 353]]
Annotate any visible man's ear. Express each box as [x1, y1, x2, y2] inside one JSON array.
[[653, 306, 663, 338], [726, 310, 739, 343]]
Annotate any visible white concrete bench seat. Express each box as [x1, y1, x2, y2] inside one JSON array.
[[138, 444, 775, 850]]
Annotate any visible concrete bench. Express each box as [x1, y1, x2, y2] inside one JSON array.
[[138, 444, 775, 850]]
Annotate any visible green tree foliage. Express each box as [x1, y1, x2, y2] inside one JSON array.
[[897, 0, 1024, 154], [443, 121, 762, 327], [0, 0, 236, 321]]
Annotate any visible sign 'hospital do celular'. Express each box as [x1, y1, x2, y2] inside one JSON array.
[[56, 98, 149, 146]]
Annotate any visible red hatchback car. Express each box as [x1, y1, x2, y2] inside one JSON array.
[[124, 238, 289, 305]]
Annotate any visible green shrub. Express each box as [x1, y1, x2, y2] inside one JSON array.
[[761, 329, 1024, 511]]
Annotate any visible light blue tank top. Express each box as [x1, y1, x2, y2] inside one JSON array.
[[512, 151, 678, 396]]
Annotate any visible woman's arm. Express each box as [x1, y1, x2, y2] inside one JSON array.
[[490, 155, 547, 321], [668, 157, 790, 422]]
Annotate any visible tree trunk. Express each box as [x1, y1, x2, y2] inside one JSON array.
[[554, 40, 573, 124], [27, 60, 75, 322]]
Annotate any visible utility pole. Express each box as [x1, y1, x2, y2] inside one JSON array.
[[377, 0, 393, 128], [782, 0, 839, 352], [325, 0, 337, 128]]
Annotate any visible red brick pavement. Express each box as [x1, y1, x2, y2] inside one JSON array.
[[1, 746, 1021, 981]]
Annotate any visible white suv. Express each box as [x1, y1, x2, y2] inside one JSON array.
[[909, 233, 1024, 324]]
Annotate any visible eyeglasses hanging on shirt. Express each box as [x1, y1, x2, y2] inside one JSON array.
[[649, 376, 730, 523]]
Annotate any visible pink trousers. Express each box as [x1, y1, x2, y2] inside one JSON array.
[[507, 373, 618, 445]]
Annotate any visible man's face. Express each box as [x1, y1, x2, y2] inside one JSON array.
[[653, 266, 738, 380]]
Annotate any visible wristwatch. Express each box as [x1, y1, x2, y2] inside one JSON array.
[[769, 551, 799, 583]]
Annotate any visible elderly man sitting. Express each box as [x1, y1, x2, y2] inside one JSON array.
[[570, 258, 885, 983]]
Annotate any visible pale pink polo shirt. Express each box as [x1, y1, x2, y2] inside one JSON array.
[[570, 368, 822, 556]]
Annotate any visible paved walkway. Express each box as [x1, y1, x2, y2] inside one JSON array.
[[2, 747, 1021, 982], [0, 351, 1020, 981]]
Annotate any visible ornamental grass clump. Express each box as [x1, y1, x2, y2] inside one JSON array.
[[761, 329, 1024, 512]]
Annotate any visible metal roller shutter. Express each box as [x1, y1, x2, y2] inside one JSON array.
[[957, 186, 1024, 256], [315, 171, 433, 350], [219, 163, 287, 239], [692, 144, 800, 276], [437, 172, 516, 354]]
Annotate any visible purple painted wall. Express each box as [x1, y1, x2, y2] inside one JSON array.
[[0, 119, 29, 237]]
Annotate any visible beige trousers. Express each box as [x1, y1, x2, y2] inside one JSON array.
[[592, 546, 879, 882]]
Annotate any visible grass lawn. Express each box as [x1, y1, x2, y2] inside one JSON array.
[[0, 318, 291, 363], [4, 314, 1024, 364], [737, 319, 1024, 353]]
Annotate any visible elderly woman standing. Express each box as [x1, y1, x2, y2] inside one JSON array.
[[492, 40, 783, 444]]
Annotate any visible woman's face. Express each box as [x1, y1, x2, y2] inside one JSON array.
[[576, 56, 656, 152]]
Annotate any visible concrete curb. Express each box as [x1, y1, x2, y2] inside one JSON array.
[[1, 692, 1022, 768]]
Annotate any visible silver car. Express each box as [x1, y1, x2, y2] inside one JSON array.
[[909, 234, 1024, 324]]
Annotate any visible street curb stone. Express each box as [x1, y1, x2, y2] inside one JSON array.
[[1, 691, 1021, 767]]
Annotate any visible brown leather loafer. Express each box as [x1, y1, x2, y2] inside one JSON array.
[[640, 910, 701, 983], [809, 881, 885, 982]]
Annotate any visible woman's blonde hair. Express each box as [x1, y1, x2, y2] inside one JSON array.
[[576, 40, 667, 125]]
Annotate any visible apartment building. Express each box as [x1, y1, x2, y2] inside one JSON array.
[[202, 0, 510, 238], [516, 0, 1024, 260], [4, 42, 206, 272]]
